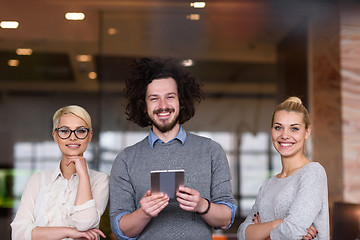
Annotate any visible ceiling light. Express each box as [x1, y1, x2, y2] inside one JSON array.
[[186, 14, 200, 20], [181, 59, 195, 67], [1, 21, 19, 29], [65, 12, 85, 20], [8, 59, 19, 67], [76, 55, 92, 62], [16, 48, 33, 55], [88, 72, 97, 79], [107, 28, 118, 35], [190, 2, 206, 8]]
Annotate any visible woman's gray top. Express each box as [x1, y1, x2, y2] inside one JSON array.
[[238, 162, 329, 240]]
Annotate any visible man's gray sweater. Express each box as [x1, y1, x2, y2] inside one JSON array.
[[110, 132, 236, 240]]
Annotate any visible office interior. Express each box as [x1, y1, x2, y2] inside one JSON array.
[[1, 0, 360, 239]]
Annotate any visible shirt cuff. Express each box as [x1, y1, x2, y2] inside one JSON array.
[[112, 212, 138, 240], [215, 201, 237, 230]]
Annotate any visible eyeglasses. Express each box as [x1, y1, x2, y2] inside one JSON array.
[[55, 127, 90, 139]]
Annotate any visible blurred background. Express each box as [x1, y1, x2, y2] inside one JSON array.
[[1, 0, 360, 239]]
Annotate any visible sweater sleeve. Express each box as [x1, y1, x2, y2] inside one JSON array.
[[109, 151, 138, 239], [270, 163, 328, 239], [237, 179, 269, 240], [237, 201, 258, 240], [209, 140, 237, 228], [210, 140, 236, 204]]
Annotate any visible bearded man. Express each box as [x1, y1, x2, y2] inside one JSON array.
[[109, 58, 237, 240]]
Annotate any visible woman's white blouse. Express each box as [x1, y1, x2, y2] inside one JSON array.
[[10, 161, 109, 240]]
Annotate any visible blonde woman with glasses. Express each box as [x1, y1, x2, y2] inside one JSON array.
[[11, 105, 109, 240]]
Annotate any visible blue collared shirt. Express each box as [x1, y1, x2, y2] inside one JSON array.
[[148, 126, 187, 149]]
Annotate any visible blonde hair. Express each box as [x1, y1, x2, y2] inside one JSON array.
[[52, 105, 92, 131], [271, 96, 311, 129]]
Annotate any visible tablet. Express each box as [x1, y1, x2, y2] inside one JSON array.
[[150, 169, 185, 198]]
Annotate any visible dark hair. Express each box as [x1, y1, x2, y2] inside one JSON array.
[[124, 58, 204, 127]]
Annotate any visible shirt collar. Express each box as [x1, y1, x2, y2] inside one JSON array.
[[50, 159, 90, 182], [148, 126, 187, 149], [51, 161, 63, 183]]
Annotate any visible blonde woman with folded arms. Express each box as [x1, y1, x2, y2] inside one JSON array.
[[11, 105, 109, 240], [237, 97, 329, 240]]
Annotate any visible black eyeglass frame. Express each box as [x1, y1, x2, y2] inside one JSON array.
[[55, 127, 90, 139]]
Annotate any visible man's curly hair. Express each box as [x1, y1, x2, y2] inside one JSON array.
[[124, 58, 204, 127]]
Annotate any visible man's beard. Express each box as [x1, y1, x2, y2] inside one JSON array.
[[150, 109, 179, 133]]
